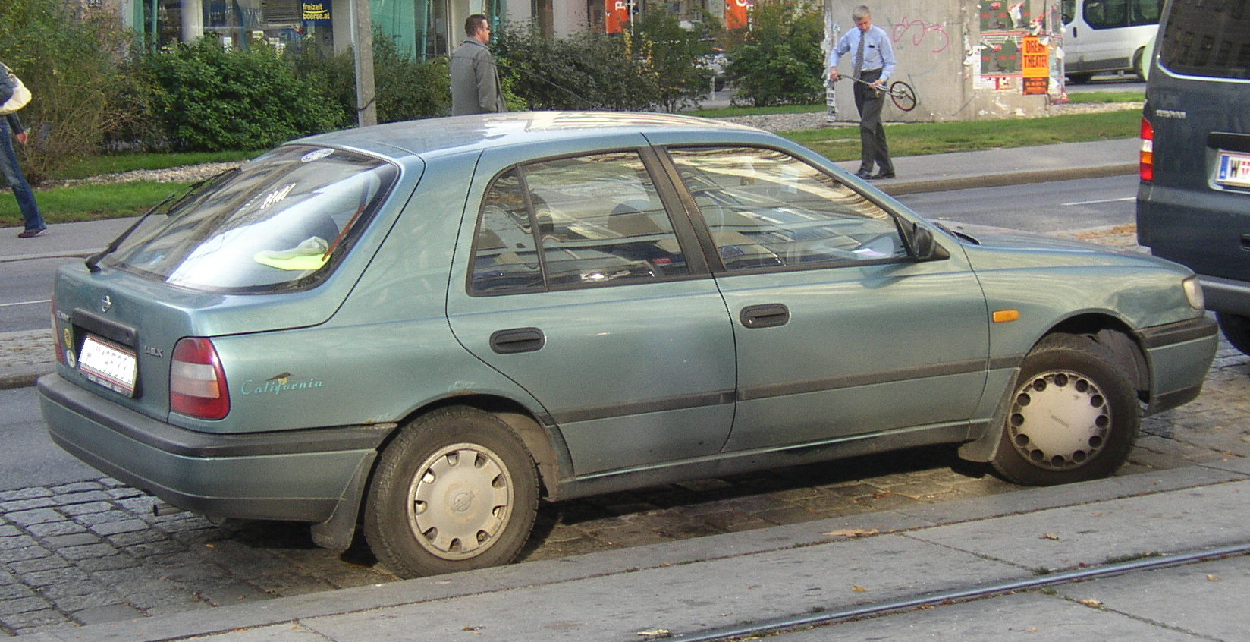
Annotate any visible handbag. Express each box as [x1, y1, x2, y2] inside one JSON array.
[[0, 67, 31, 115]]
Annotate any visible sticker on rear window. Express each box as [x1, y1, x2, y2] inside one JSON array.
[[301, 148, 334, 163]]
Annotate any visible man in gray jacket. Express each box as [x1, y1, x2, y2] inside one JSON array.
[[450, 14, 506, 115]]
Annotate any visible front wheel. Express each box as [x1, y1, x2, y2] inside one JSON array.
[[364, 407, 540, 578], [992, 334, 1140, 486]]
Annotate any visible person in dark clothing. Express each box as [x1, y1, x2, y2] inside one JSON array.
[[449, 14, 506, 116], [0, 62, 43, 238], [827, 5, 896, 180]]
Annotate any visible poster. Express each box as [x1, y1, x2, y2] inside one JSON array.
[[1022, 35, 1049, 95]]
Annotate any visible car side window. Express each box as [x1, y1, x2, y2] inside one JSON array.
[[667, 146, 908, 272], [470, 151, 689, 295]]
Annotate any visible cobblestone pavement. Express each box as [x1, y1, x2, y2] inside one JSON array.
[[0, 342, 1246, 636], [3, 230, 1248, 636]]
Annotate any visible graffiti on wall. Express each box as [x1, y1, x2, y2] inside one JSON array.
[[891, 17, 951, 54]]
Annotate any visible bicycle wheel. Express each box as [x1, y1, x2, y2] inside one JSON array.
[[889, 81, 917, 111]]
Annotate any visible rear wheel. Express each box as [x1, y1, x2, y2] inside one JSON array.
[[1216, 312, 1250, 356], [1131, 47, 1147, 81], [992, 334, 1140, 486], [364, 407, 540, 578]]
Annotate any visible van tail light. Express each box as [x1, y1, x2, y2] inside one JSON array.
[[170, 337, 230, 419], [1140, 116, 1154, 182]]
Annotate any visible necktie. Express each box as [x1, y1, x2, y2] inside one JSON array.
[[854, 31, 865, 79]]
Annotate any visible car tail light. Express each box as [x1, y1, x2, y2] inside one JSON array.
[[170, 337, 230, 419], [51, 304, 67, 366], [1140, 116, 1154, 182]]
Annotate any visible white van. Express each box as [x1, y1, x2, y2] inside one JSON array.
[[1061, 0, 1161, 82]]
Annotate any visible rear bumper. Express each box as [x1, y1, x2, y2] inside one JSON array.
[[37, 373, 390, 522], [1140, 315, 1219, 414]]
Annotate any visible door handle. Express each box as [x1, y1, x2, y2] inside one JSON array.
[[490, 327, 546, 354], [740, 304, 790, 329]]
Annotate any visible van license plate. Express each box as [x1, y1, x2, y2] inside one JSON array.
[[79, 335, 137, 397], [1216, 151, 1250, 188]]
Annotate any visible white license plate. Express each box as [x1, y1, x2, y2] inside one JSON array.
[[78, 335, 137, 397], [1216, 151, 1250, 188]]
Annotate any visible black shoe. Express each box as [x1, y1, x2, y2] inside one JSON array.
[[869, 171, 895, 180], [855, 169, 873, 179]]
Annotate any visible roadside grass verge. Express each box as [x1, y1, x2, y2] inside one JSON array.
[[1, 107, 1141, 226], [785, 109, 1140, 161]]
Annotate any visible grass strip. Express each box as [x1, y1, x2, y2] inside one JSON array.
[[1, 109, 1141, 226], [784, 109, 1140, 161]]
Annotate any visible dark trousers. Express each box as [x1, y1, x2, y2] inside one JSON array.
[[853, 69, 893, 175]]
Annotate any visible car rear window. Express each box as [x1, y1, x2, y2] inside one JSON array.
[[1157, 0, 1250, 79], [109, 146, 398, 293]]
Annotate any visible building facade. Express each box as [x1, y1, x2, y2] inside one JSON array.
[[99, 0, 723, 58]]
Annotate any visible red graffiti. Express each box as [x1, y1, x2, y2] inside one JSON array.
[[891, 18, 951, 53]]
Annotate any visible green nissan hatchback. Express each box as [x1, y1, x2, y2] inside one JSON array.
[[40, 112, 1216, 578]]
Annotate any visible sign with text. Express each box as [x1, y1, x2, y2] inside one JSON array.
[[1022, 35, 1049, 95]]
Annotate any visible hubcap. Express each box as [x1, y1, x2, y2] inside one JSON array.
[[1008, 369, 1111, 471], [407, 443, 514, 560]]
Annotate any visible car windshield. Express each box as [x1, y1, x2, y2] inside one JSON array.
[[109, 145, 399, 293]]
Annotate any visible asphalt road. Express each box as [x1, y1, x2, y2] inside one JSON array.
[[0, 388, 98, 491]]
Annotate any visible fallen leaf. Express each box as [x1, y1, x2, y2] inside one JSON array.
[[636, 630, 671, 639], [824, 528, 879, 538], [852, 585, 867, 592], [1079, 599, 1103, 608], [461, 625, 481, 633], [1208, 574, 1221, 582], [1040, 533, 1060, 541]]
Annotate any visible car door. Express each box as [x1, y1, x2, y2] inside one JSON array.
[[663, 145, 991, 452], [446, 147, 736, 478]]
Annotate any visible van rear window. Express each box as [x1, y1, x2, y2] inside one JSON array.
[[1158, 0, 1250, 79]]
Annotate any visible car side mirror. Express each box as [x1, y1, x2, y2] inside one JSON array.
[[908, 223, 950, 261]]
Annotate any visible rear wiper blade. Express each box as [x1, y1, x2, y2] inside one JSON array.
[[85, 168, 238, 273]]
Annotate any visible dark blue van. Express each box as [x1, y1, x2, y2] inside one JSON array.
[[1136, 0, 1250, 353]]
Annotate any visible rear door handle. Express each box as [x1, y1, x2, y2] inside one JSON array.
[[740, 304, 790, 329], [490, 327, 546, 354]]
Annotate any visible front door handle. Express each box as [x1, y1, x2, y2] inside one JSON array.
[[740, 304, 790, 329], [490, 327, 546, 354]]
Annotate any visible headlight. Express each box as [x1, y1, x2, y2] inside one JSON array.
[[1183, 276, 1204, 310]]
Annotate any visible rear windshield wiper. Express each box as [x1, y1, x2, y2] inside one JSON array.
[[85, 168, 239, 273]]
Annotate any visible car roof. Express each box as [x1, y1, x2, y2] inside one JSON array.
[[294, 111, 767, 161]]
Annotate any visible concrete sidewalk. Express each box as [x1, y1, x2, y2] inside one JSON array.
[[18, 461, 1250, 641]]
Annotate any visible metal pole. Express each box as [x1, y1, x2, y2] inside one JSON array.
[[352, 0, 377, 127]]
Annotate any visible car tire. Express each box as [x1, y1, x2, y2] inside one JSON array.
[[1131, 48, 1147, 81], [364, 406, 540, 578], [992, 333, 1140, 486], [1216, 312, 1250, 356]]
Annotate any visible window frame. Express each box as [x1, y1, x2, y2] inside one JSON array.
[[466, 146, 710, 297], [655, 143, 919, 277]]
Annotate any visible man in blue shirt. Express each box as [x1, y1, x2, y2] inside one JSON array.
[[828, 5, 896, 180]]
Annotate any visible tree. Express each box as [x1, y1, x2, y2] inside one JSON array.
[[0, 0, 137, 181], [725, 0, 826, 107], [632, 8, 721, 113]]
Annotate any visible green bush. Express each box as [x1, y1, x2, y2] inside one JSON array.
[[494, 24, 658, 111], [0, 0, 138, 182], [632, 8, 720, 112], [288, 33, 451, 126], [143, 38, 340, 152], [372, 34, 451, 122], [725, 0, 826, 107]]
